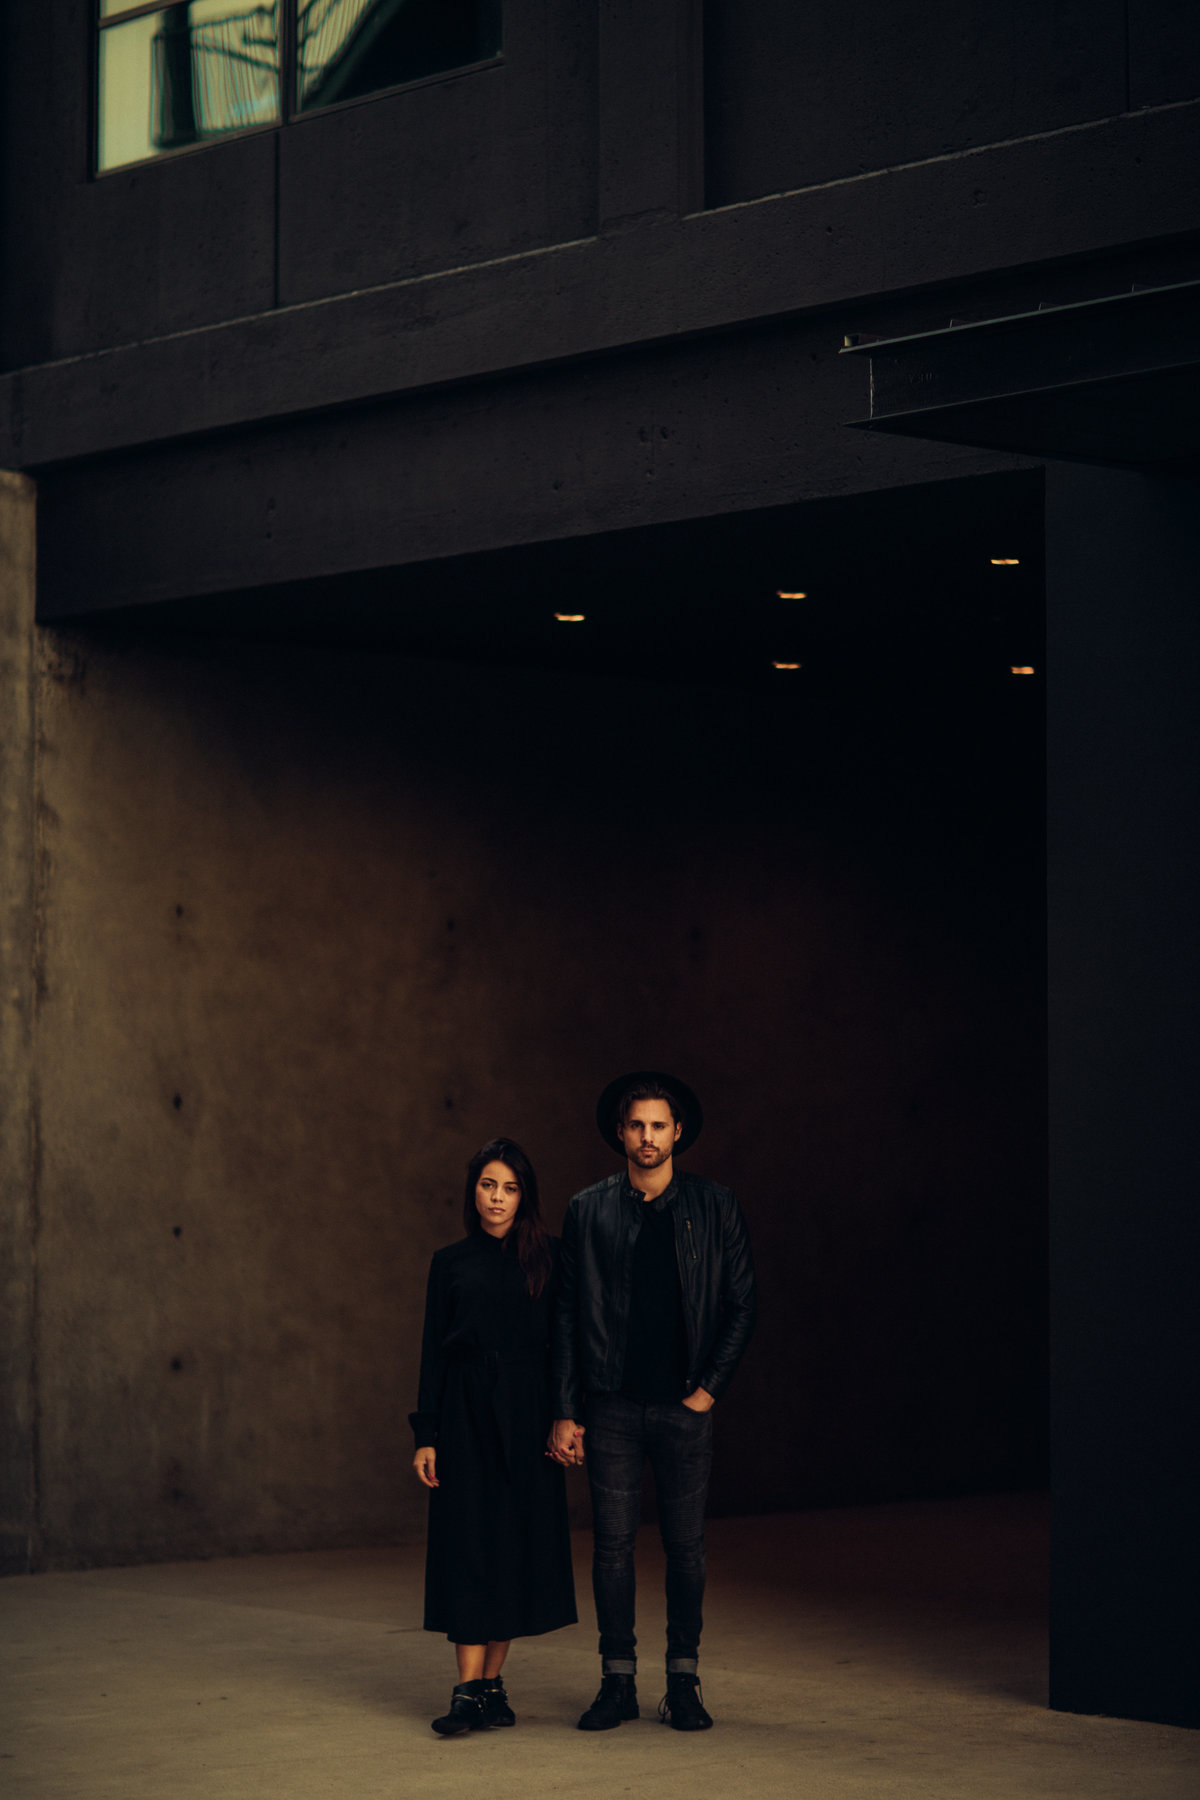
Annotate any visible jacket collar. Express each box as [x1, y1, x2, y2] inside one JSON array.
[[620, 1171, 679, 1212]]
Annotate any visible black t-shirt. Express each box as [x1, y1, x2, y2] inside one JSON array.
[[620, 1190, 688, 1403]]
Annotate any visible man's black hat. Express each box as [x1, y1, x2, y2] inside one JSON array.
[[596, 1070, 704, 1156]]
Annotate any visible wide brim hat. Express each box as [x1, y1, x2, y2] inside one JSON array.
[[595, 1070, 704, 1157]]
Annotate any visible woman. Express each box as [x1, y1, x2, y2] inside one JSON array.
[[410, 1137, 577, 1735]]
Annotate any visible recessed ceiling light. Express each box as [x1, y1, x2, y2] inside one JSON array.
[[776, 591, 807, 599], [554, 613, 586, 622], [990, 558, 1021, 566], [772, 660, 802, 670], [1010, 666, 1035, 675]]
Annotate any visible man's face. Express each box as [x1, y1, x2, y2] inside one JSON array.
[[617, 1099, 682, 1170]]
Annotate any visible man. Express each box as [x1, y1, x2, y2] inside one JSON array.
[[549, 1070, 756, 1732]]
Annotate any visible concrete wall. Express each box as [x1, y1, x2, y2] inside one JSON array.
[[6, 0, 1200, 388], [1046, 466, 1200, 1728], [0, 473, 38, 1576], [1, 476, 1046, 1571], [0, 0, 599, 364], [706, 0, 1129, 205], [704, 0, 1200, 205]]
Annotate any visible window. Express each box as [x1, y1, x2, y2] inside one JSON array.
[[96, 0, 503, 172]]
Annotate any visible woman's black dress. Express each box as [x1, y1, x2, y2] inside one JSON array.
[[409, 1231, 577, 1644]]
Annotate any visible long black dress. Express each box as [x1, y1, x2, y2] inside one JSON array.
[[409, 1231, 577, 1644]]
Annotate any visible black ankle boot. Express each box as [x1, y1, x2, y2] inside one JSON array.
[[431, 1679, 489, 1735], [659, 1671, 713, 1731], [577, 1671, 639, 1731], [481, 1677, 515, 1727]]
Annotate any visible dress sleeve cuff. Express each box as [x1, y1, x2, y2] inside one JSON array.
[[409, 1411, 439, 1448]]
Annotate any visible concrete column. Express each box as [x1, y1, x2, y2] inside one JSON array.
[[1046, 463, 1200, 1728], [597, 0, 703, 228], [0, 470, 38, 1575]]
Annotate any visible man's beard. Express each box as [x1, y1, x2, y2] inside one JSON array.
[[633, 1145, 670, 1167]]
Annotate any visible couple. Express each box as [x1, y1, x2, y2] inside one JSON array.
[[409, 1070, 757, 1738]]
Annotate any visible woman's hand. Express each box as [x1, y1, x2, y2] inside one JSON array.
[[413, 1446, 439, 1488], [546, 1418, 585, 1467]]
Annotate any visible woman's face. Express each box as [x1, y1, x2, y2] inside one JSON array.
[[475, 1160, 522, 1238]]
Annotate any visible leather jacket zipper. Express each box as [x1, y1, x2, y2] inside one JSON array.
[[674, 1209, 698, 1377]]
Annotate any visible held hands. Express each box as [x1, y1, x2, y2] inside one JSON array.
[[546, 1418, 585, 1468], [544, 1395, 709, 1471], [682, 1386, 715, 1413], [417, 1421, 587, 1483]]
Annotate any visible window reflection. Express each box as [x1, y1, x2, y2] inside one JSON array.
[[98, 2, 281, 172], [96, 0, 501, 171], [296, 0, 501, 112]]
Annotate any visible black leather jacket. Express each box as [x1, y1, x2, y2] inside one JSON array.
[[551, 1170, 756, 1420]]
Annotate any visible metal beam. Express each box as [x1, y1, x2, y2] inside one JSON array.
[[842, 279, 1200, 464]]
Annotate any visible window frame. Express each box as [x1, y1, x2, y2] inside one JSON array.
[[93, 0, 505, 177]]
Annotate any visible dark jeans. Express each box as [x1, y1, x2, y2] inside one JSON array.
[[584, 1392, 714, 1675]]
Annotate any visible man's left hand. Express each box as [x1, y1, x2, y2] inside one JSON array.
[[681, 1387, 715, 1413]]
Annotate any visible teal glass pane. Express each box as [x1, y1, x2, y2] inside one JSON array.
[[296, 0, 501, 112], [98, 2, 280, 172]]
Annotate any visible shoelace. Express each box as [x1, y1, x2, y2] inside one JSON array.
[[658, 1677, 704, 1721]]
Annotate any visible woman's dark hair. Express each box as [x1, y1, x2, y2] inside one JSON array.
[[463, 1137, 553, 1298]]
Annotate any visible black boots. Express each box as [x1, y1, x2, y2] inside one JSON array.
[[577, 1669, 713, 1731], [431, 1680, 488, 1735], [658, 1671, 713, 1731], [481, 1677, 516, 1727], [433, 1667, 709, 1735], [431, 1676, 515, 1735], [577, 1671, 639, 1731]]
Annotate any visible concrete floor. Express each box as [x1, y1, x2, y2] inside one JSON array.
[[2, 1494, 1196, 1799]]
